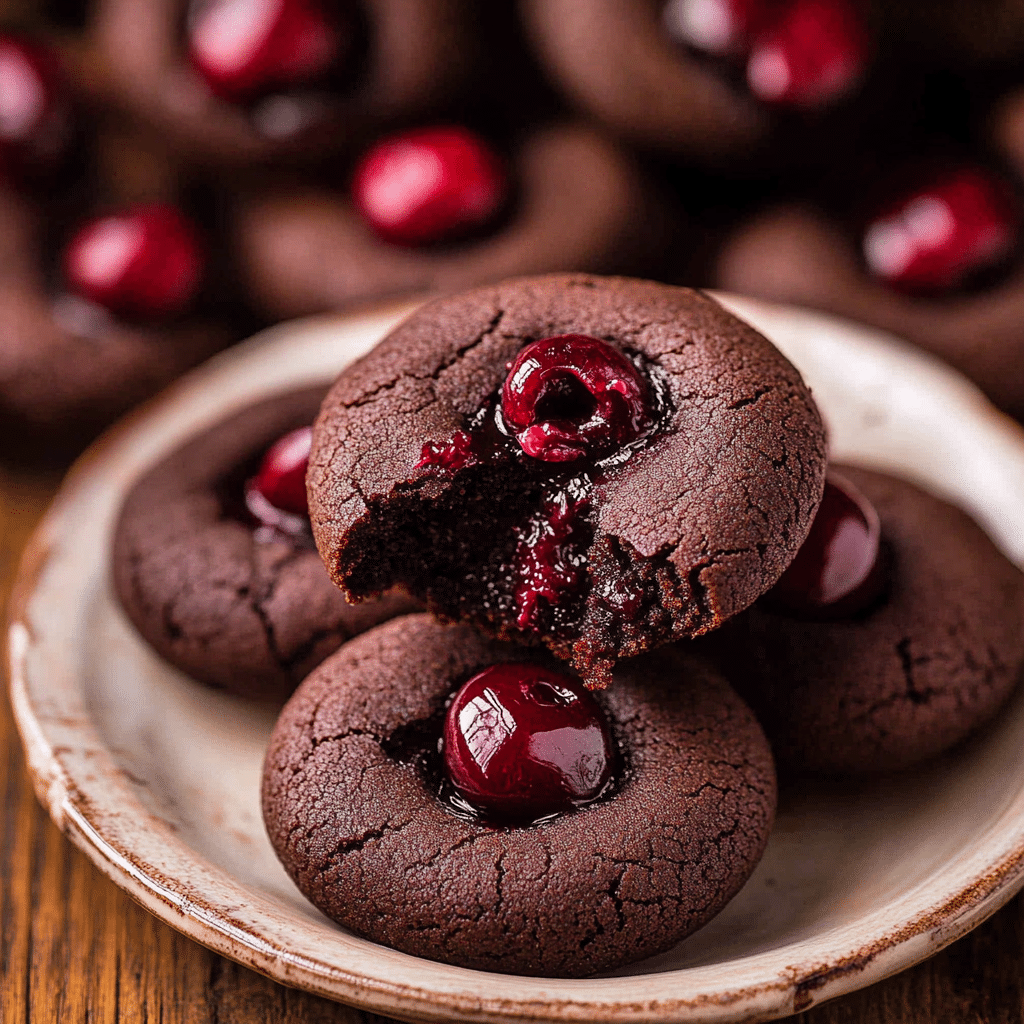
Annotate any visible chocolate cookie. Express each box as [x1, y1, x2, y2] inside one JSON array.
[[722, 466, 1024, 774], [519, 0, 767, 163], [261, 614, 777, 977], [0, 185, 235, 457], [716, 199, 1024, 419], [233, 123, 676, 320], [308, 274, 827, 686], [71, 0, 476, 168], [113, 387, 417, 701]]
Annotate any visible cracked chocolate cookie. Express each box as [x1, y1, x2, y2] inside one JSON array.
[[308, 274, 828, 686], [261, 613, 777, 977], [113, 386, 418, 701], [719, 466, 1024, 774]]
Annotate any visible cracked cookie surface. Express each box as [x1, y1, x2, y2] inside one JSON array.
[[720, 466, 1024, 774], [308, 273, 828, 685], [113, 387, 418, 702], [261, 613, 777, 977]]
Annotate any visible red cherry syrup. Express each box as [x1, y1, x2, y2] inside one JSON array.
[[767, 471, 885, 617], [63, 203, 205, 319], [352, 126, 507, 247], [862, 167, 1019, 293], [442, 663, 615, 824]]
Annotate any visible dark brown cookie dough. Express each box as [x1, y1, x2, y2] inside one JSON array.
[[0, 186, 234, 458], [261, 613, 777, 977], [308, 274, 827, 685], [233, 123, 676, 320], [70, 0, 477, 168], [113, 386, 418, 702], [720, 466, 1024, 774]]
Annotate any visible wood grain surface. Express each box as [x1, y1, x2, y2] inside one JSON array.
[[2, 464, 1022, 1023]]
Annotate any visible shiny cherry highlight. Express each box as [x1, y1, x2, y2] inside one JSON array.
[[663, 0, 781, 56], [442, 663, 615, 824], [862, 167, 1019, 293], [767, 471, 885, 617], [188, 0, 344, 102], [352, 126, 507, 247], [501, 334, 653, 462], [63, 203, 205, 319]]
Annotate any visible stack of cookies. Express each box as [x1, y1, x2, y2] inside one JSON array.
[[113, 273, 1024, 977]]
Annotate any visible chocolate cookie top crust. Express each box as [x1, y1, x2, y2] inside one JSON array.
[[308, 274, 827, 685], [113, 387, 417, 702], [261, 614, 777, 977], [724, 466, 1024, 774]]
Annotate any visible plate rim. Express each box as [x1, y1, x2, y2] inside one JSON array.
[[10, 293, 1024, 1023]]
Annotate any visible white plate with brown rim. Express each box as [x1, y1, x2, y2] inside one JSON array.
[[10, 292, 1024, 1023]]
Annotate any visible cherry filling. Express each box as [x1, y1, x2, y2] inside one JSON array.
[[664, 0, 867, 109], [352, 126, 508, 247], [766, 471, 886, 617], [513, 488, 592, 632], [244, 426, 313, 537], [862, 167, 1019, 294], [441, 663, 616, 825], [188, 0, 347, 103], [62, 203, 205, 320]]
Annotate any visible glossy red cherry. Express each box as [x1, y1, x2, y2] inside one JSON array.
[[0, 33, 69, 173], [248, 426, 312, 521], [767, 472, 885, 617], [501, 335, 653, 463], [746, 0, 867, 108], [63, 204, 205, 319], [188, 0, 343, 102], [663, 0, 781, 56], [862, 167, 1018, 293], [442, 663, 615, 824], [352, 126, 507, 247]]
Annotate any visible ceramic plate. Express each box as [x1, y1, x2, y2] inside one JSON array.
[[10, 294, 1024, 1023]]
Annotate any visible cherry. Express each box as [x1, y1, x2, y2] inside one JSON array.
[[767, 472, 885, 617], [663, 0, 781, 56], [247, 426, 312, 525], [188, 0, 344, 103], [862, 167, 1018, 293], [442, 663, 615, 824], [63, 203, 205, 319], [352, 126, 507, 247], [0, 33, 69, 174], [746, 0, 867, 108], [501, 335, 653, 463]]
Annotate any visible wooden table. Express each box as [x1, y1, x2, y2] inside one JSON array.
[[2, 463, 1022, 1024]]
